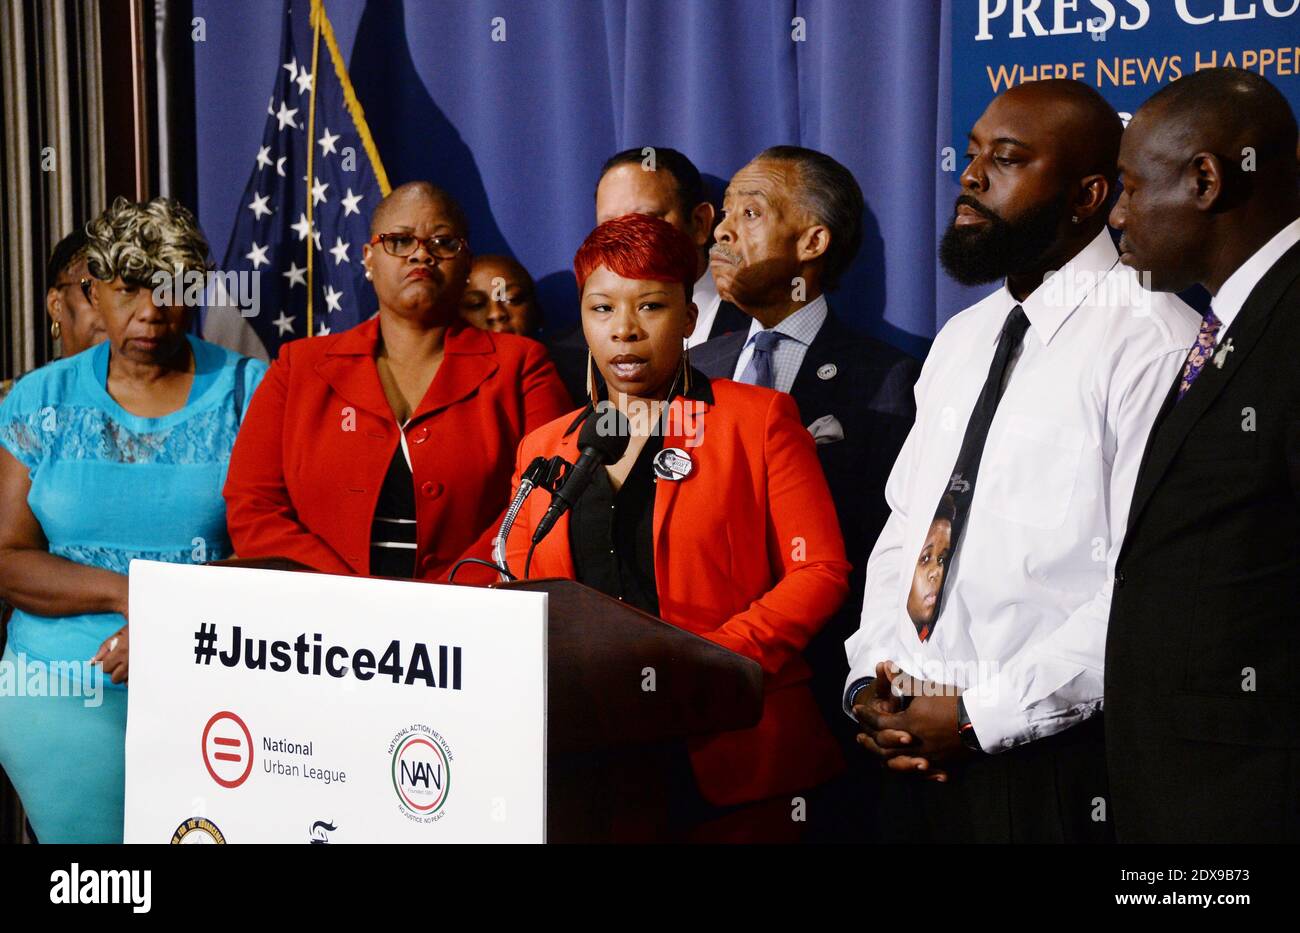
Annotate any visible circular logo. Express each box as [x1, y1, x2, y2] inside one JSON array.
[[653, 447, 694, 482], [171, 817, 226, 844], [390, 726, 453, 821], [202, 711, 255, 788]]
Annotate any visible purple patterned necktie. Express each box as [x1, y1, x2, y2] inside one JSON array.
[[1176, 309, 1222, 402]]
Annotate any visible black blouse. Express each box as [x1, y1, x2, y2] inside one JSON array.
[[566, 370, 713, 617], [569, 428, 663, 615], [369, 441, 417, 578]]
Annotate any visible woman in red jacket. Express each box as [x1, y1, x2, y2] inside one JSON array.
[[223, 182, 570, 580], [503, 214, 850, 840]]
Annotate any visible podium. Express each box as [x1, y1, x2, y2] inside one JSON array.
[[210, 560, 763, 842]]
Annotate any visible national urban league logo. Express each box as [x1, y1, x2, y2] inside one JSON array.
[[389, 724, 453, 823], [202, 710, 254, 788], [309, 820, 337, 844], [171, 817, 226, 844]]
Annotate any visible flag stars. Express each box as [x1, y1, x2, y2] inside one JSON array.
[[329, 237, 351, 265], [245, 242, 270, 269], [275, 100, 299, 131], [318, 127, 340, 156], [316, 322, 331, 336], [311, 177, 330, 206], [283, 57, 298, 79], [323, 285, 343, 313], [340, 188, 363, 217], [291, 213, 313, 241], [273, 311, 295, 337], [276, 156, 287, 177], [255, 146, 272, 170], [282, 261, 307, 288], [295, 67, 313, 95], [248, 193, 272, 220]]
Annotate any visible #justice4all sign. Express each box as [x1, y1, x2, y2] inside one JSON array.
[[123, 561, 546, 843]]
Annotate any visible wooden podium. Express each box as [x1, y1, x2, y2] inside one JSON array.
[[211, 560, 763, 842], [500, 578, 763, 841]]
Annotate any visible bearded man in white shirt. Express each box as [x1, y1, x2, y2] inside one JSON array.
[[845, 79, 1199, 842]]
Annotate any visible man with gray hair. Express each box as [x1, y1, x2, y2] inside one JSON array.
[[692, 147, 919, 836]]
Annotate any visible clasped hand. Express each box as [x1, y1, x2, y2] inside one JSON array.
[[851, 661, 969, 781]]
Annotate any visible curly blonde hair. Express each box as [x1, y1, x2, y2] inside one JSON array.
[[84, 196, 211, 284]]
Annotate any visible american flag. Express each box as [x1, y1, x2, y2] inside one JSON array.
[[206, 0, 389, 359]]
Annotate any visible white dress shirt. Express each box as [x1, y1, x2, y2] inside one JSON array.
[[844, 229, 1199, 751], [1209, 215, 1300, 340], [731, 294, 828, 393], [688, 267, 723, 349]]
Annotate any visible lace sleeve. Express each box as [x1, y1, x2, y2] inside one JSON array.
[[0, 399, 46, 472]]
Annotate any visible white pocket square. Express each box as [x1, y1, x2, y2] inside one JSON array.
[[807, 414, 844, 445]]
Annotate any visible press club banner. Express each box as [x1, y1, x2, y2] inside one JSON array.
[[123, 561, 546, 843], [953, 0, 1300, 143]]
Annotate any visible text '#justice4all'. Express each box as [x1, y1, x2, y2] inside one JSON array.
[[192, 623, 463, 689]]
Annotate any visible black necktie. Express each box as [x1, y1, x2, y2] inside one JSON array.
[[909, 304, 1030, 642]]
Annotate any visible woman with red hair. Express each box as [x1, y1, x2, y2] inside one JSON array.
[[501, 213, 850, 840]]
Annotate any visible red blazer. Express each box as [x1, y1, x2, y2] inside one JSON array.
[[505, 379, 850, 806], [223, 318, 571, 580]]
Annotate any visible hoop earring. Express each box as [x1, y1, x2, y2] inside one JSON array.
[[50, 320, 61, 340], [586, 350, 599, 404]]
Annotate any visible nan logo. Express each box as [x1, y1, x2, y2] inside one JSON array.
[[50, 863, 151, 913], [388, 724, 453, 823], [171, 817, 226, 844]]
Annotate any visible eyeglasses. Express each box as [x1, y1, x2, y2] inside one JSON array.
[[370, 232, 466, 259]]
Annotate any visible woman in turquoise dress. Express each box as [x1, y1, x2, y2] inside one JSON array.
[[0, 196, 266, 842]]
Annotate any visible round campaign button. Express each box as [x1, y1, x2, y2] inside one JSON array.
[[817, 363, 837, 380], [653, 447, 694, 481]]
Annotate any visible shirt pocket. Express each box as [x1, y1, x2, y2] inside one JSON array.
[[978, 412, 1085, 530]]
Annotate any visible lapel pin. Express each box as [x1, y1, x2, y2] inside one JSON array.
[[817, 363, 837, 380], [653, 447, 694, 482], [1212, 338, 1234, 369]]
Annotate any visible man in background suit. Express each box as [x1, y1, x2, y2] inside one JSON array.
[[546, 147, 748, 401], [1105, 68, 1300, 843], [692, 147, 919, 834]]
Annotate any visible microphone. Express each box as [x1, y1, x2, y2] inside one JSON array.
[[532, 401, 630, 546], [491, 456, 550, 580]]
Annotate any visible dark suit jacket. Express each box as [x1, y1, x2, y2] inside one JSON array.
[[693, 306, 920, 748], [1105, 238, 1300, 843]]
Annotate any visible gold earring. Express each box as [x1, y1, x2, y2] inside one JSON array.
[[586, 350, 598, 404], [50, 320, 61, 340]]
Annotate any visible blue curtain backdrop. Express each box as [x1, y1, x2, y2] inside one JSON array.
[[194, 0, 984, 358]]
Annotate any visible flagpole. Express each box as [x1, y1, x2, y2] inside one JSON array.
[[305, 0, 324, 338]]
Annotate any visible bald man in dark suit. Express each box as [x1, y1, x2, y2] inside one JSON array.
[[1105, 68, 1300, 843]]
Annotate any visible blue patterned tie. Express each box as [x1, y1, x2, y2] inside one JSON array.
[[740, 330, 789, 389]]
